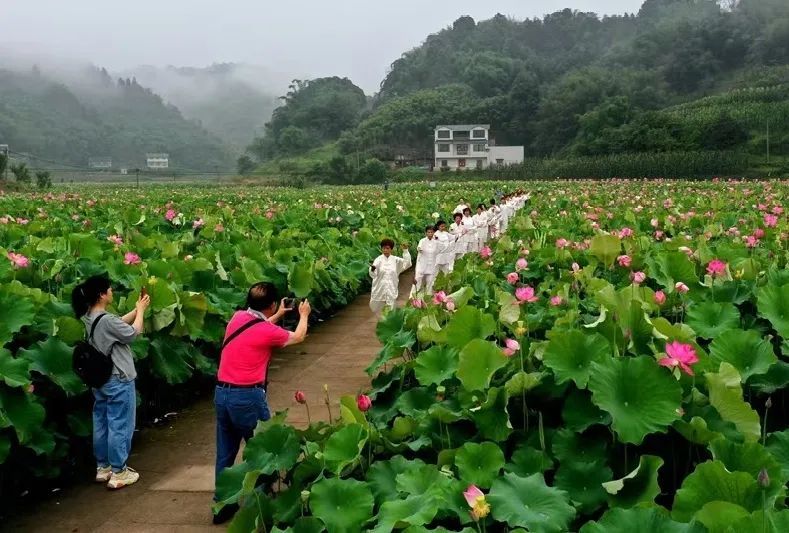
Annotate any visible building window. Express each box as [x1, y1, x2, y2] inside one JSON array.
[[456, 144, 469, 155], [441, 159, 448, 167], [496, 159, 504, 166], [437, 130, 450, 139], [458, 159, 466, 168], [476, 160, 483, 169], [473, 143, 486, 152], [437, 144, 450, 153], [472, 129, 486, 139]]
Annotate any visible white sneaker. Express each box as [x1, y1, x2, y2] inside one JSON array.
[[107, 467, 140, 490], [95, 466, 112, 483]]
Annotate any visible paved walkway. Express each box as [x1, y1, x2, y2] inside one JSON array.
[[4, 274, 412, 532]]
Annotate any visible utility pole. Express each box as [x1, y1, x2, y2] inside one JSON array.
[[135, 168, 140, 188], [766, 121, 770, 165]]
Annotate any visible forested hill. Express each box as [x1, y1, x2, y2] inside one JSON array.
[[247, 0, 789, 171], [0, 66, 234, 171]]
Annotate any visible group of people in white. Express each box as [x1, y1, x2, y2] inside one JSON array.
[[369, 190, 530, 314]]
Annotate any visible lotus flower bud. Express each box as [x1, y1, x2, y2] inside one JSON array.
[[758, 468, 770, 488], [436, 386, 446, 401], [301, 490, 310, 504]]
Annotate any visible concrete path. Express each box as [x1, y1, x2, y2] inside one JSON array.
[[4, 274, 412, 532]]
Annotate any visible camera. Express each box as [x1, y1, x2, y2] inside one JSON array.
[[283, 297, 300, 309]]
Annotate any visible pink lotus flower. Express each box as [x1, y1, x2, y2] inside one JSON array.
[[479, 246, 492, 259], [618, 227, 634, 239], [445, 299, 456, 312], [555, 238, 569, 249], [663, 198, 673, 209], [294, 391, 306, 404], [745, 235, 759, 248], [571, 262, 581, 273], [675, 282, 689, 293], [773, 206, 783, 215], [617, 255, 632, 268], [7, 252, 29, 268], [192, 218, 205, 229], [165, 209, 176, 221], [411, 298, 424, 309], [550, 295, 563, 306], [502, 338, 520, 357], [463, 485, 485, 508], [17, 218, 29, 225], [265, 210, 275, 219], [650, 218, 659, 228], [124, 252, 141, 265], [515, 286, 538, 303], [506, 272, 519, 284], [659, 341, 699, 376], [214, 223, 225, 233], [515, 258, 528, 271], [107, 235, 123, 246], [654, 290, 666, 305], [357, 394, 372, 412], [463, 485, 491, 521], [706, 259, 727, 277], [433, 291, 448, 304], [632, 271, 646, 284], [0, 216, 8, 224], [753, 228, 765, 239]]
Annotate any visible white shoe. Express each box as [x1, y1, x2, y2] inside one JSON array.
[[107, 467, 140, 490], [95, 466, 112, 483]]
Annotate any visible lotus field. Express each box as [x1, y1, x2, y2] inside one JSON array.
[[1, 180, 788, 531]]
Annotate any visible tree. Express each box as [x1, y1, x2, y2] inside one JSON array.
[[0, 152, 7, 179], [35, 170, 51, 189], [236, 155, 256, 175], [11, 163, 31, 183], [358, 158, 389, 184]]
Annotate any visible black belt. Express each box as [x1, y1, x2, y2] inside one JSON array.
[[217, 381, 266, 390]]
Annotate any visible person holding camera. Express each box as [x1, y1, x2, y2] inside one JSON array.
[[213, 282, 311, 524]]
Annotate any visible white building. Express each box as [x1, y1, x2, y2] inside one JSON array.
[[434, 125, 524, 170], [88, 157, 112, 169], [146, 153, 169, 169]]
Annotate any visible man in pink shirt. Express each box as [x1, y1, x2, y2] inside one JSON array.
[[213, 282, 311, 524]]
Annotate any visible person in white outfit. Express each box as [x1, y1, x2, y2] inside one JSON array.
[[450, 213, 468, 260], [414, 226, 439, 294], [462, 207, 478, 254], [453, 199, 469, 217], [473, 204, 489, 251], [369, 239, 412, 315], [488, 199, 501, 239], [434, 220, 456, 275]]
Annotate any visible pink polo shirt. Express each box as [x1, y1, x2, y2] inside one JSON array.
[[217, 311, 291, 386]]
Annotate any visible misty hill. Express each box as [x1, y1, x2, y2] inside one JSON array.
[[248, 0, 789, 171], [0, 66, 234, 171], [125, 63, 285, 147]]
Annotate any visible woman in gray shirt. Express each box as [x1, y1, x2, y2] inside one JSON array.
[[72, 275, 149, 490]]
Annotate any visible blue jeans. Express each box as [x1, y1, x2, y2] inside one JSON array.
[[214, 386, 270, 486], [93, 376, 136, 473]]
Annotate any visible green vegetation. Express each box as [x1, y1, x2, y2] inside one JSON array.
[[0, 67, 234, 171]]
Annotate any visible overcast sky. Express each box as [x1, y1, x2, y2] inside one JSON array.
[[2, 0, 645, 92]]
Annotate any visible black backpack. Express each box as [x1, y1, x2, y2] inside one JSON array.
[[72, 313, 114, 389]]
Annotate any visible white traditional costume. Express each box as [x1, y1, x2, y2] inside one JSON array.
[[369, 250, 412, 314], [415, 235, 439, 294], [473, 210, 489, 251], [434, 228, 456, 275]]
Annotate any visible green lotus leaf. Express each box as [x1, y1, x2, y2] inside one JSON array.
[[672, 460, 763, 522], [272, 485, 303, 524], [19, 337, 86, 395], [579, 507, 704, 533], [457, 339, 508, 392], [367, 456, 422, 505], [416, 314, 446, 344], [505, 445, 554, 477], [694, 501, 751, 533], [686, 302, 740, 339], [649, 316, 698, 344], [289, 260, 314, 298], [152, 303, 177, 331], [0, 290, 36, 345], [708, 329, 777, 382], [371, 495, 439, 533], [0, 347, 31, 388], [505, 371, 544, 396], [552, 428, 608, 465], [602, 455, 663, 508], [147, 279, 178, 311], [454, 441, 505, 489], [589, 234, 621, 267], [394, 388, 434, 418], [310, 477, 374, 533], [766, 430, 789, 480], [554, 460, 612, 514], [447, 286, 474, 308], [544, 330, 610, 388], [413, 345, 459, 386], [54, 316, 87, 345], [497, 290, 521, 324], [729, 510, 789, 533], [562, 388, 611, 432], [0, 433, 10, 463], [757, 282, 789, 339], [749, 361, 789, 394], [291, 517, 325, 533], [149, 336, 194, 384], [673, 416, 721, 445], [396, 463, 452, 498], [647, 251, 699, 289], [488, 472, 576, 533], [706, 363, 761, 442], [376, 308, 406, 344], [471, 386, 512, 442], [0, 387, 47, 446], [172, 291, 208, 338], [709, 438, 786, 498], [242, 424, 300, 475], [588, 356, 682, 444], [445, 307, 495, 349], [323, 423, 367, 475]]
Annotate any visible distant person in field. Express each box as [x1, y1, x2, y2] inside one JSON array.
[[369, 238, 412, 315], [433, 219, 457, 276], [71, 275, 150, 490], [413, 225, 439, 294], [213, 282, 311, 524]]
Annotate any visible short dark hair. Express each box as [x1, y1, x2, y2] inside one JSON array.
[[380, 238, 395, 249], [425, 225, 435, 232], [71, 275, 112, 317], [245, 282, 279, 311], [463, 207, 471, 214], [453, 212, 463, 220], [436, 219, 446, 227]]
